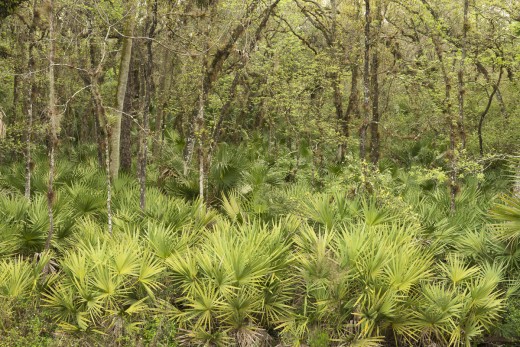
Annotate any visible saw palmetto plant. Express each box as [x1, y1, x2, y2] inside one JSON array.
[[0, 155, 517, 346]]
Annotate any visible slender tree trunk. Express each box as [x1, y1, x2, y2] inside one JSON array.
[[85, 21, 114, 234], [24, 78, 33, 199], [13, 31, 24, 126], [495, 88, 508, 120], [478, 68, 502, 156], [91, 78, 113, 234], [329, 0, 346, 162], [196, 70, 207, 202], [120, 51, 139, 173], [91, 77, 107, 156], [209, 71, 240, 166], [182, 0, 274, 173], [332, 72, 345, 161], [91, 77, 113, 234], [346, 64, 360, 116], [514, 160, 520, 199], [0, 108, 5, 140], [457, 0, 468, 149], [110, 5, 137, 179], [433, 37, 458, 213], [105, 126, 113, 234], [344, 0, 361, 128], [24, 1, 37, 199], [152, 47, 173, 159], [13, 74, 20, 125], [139, 0, 157, 211], [343, 62, 360, 158], [369, 0, 381, 165], [360, 0, 371, 161], [476, 61, 509, 120], [85, 33, 106, 167], [44, 0, 56, 251], [183, 115, 196, 176]]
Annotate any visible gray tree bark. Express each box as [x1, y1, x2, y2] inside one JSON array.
[[44, 0, 57, 251], [360, 0, 371, 161], [110, 5, 137, 179]]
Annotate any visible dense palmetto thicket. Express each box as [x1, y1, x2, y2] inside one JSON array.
[[0, 0, 520, 346], [0, 144, 519, 346]]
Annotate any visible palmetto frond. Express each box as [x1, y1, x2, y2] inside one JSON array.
[[0, 256, 37, 298], [491, 195, 520, 245]]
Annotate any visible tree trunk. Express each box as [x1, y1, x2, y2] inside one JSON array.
[[182, 0, 275, 173], [0, 109, 5, 140], [478, 68, 502, 156], [209, 71, 240, 167], [120, 50, 139, 173], [13, 31, 24, 126], [110, 5, 137, 179], [84, 20, 114, 234], [329, 0, 346, 162], [476, 61, 508, 120], [139, 0, 157, 211], [433, 36, 458, 213], [90, 77, 113, 234], [343, 62, 360, 153], [196, 60, 208, 202], [360, 0, 371, 161], [369, 0, 381, 165], [331, 72, 345, 162], [24, 0, 37, 199], [44, 0, 57, 251], [514, 160, 520, 199], [85, 32, 106, 168], [457, 0, 468, 149], [152, 47, 173, 159]]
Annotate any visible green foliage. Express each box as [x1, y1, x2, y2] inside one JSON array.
[[499, 296, 520, 343], [0, 146, 518, 345]]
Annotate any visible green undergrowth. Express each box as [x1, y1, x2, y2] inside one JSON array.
[[0, 150, 519, 346]]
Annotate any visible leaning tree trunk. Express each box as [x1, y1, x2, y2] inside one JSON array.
[[110, 5, 137, 179], [44, 0, 57, 252], [182, 0, 269, 173], [478, 68, 502, 157], [209, 71, 240, 165]]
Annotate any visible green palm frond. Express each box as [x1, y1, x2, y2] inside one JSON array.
[[303, 194, 336, 230], [439, 255, 480, 288], [146, 222, 193, 259], [165, 251, 200, 295], [0, 257, 36, 298], [348, 335, 384, 347], [66, 182, 106, 218], [221, 191, 246, 223], [491, 195, 520, 244], [137, 252, 164, 297]]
